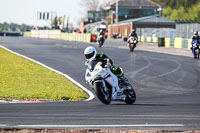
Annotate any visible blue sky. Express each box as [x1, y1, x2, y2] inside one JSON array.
[[0, 0, 85, 27]]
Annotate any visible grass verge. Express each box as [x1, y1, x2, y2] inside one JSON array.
[[0, 47, 88, 101]]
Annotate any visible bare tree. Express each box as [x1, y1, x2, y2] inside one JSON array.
[[80, 0, 111, 11], [79, 0, 100, 11], [78, 0, 111, 25], [99, 0, 112, 11]]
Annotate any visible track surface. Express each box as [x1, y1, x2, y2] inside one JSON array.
[[0, 37, 200, 130]]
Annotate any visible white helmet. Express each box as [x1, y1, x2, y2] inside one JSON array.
[[84, 46, 97, 61]]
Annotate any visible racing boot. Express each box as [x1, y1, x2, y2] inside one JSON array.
[[119, 75, 128, 86]]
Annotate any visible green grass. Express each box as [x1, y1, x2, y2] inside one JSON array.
[[0, 47, 88, 101]]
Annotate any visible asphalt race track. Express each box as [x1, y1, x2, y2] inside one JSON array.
[[0, 37, 200, 131]]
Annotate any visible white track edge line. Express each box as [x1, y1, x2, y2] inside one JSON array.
[[0, 45, 95, 101]]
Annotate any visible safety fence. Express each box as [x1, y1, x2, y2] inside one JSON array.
[[24, 30, 192, 49], [24, 30, 91, 43], [138, 36, 191, 49], [136, 28, 176, 39], [23, 32, 31, 37], [61, 33, 91, 42], [137, 23, 200, 39]]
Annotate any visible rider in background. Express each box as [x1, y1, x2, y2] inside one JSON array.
[[128, 29, 138, 45], [97, 30, 105, 42], [99, 30, 105, 37], [84, 46, 128, 85], [191, 31, 200, 46], [191, 31, 200, 58]]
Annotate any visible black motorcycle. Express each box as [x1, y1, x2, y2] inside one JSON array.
[[98, 35, 105, 48]]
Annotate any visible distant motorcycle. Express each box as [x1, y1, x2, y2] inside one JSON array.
[[128, 36, 138, 52], [98, 35, 105, 48], [192, 40, 200, 59], [85, 61, 136, 104]]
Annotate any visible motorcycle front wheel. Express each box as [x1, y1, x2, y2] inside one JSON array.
[[124, 84, 136, 104], [94, 82, 111, 104], [129, 44, 135, 52], [99, 41, 103, 48]]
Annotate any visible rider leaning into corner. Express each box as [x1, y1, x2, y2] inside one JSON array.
[[84, 46, 128, 86], [191, 31, 200, 58]]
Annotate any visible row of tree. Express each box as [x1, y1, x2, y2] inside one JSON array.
[[152, 0, 200, 22], [0, 22, 32, 33], [152, 0, 199, 8], [81, 0, 200, 22], [162, 4, 200, 22]]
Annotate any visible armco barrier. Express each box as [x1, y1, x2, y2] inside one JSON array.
[[152, 37, 157, 43], [24, 30, 91, 43], [146, 37, 151, 43], [141, 36, 145, 42], [182, 38, 189, 49], [164, 38, 170, 48], [30, 30, 61, 39], [48, 30, 61, 39], [170, 38, 175, 48], [39, 30, 48, 38], [60, 33, 91, 43], [174, 38, 182, 48], [31, 30, 39, 38], [139, 36, 191, 49], [188, 39, 192, 50], [23, 32, 31, 37]]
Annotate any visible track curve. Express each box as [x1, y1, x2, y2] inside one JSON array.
[[0, 37, 200, 131]]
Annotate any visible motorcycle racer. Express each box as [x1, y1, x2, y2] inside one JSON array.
[[191, 31, 200, 44], [98, 30, 105, 38], [191, 31, 200, 58], [128, 29, 138, 44], [84, 46, 128, 85], [97, 30, 105, 47]]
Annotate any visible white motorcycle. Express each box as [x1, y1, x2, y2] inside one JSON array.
[[85, 61, 136, 104], [128, 36, 138, 52]]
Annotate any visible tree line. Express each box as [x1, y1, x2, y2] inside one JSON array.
[[152, 0, 199, 8], [0, 22, 32, 33], [152, 0, 200, 22]]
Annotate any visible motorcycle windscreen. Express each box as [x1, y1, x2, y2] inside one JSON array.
[[88, 61, 98, 71]]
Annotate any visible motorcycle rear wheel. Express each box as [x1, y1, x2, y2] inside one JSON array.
[[129, 44, 135, 52], [195, 49, 199, 59], [197, 49, 200, 59], [94, 82, 111, 104]]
